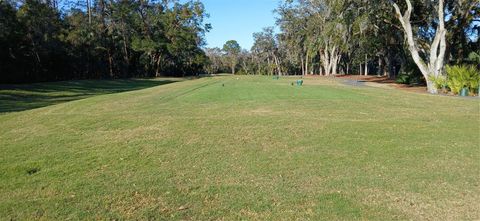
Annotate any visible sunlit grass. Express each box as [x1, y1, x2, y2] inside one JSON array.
[[0, 75, 478, 220]]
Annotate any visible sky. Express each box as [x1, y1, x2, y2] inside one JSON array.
[[201, 0, 280, 50]]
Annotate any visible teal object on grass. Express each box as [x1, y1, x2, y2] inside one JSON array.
[[296, 79, 303, 86], [460, 88, 469, 97]]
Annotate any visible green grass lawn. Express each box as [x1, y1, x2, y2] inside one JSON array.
[[0, 78, 179, 113], [0, 75, 479, 220]]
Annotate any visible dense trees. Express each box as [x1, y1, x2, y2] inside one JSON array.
[[222, 40, 241, 74], [2, 0, 478, 91], [1, 0, 68, 82], [205, 0, 478, 94], [0, 0, 210, 83], [251, 27, 282, 76], [446, 0, 480, 64]]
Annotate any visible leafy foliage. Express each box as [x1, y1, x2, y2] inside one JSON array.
[[428, 75, 447, 90], [446, 65, 480, 94], [0, 0, 210, 83], [223, 40, 241, 74], [468, 52, 480, 64]]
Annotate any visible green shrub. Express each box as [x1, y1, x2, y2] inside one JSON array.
[[446, 65, 480, 95], [395, 74, 410, 84], [408, 75, 424, 85], [429, 75, 447, 90], [468, 52, 480, 64], [395, 59, 424, 85], [396, 73, 424, 85]]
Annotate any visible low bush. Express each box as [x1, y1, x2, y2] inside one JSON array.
[[446, 65, 480, 95], [395, 74, 410, 84], [396, 73, 424, 85], [429, 75, 447, 91]]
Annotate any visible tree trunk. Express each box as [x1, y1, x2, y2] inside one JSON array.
[[87, 0, 91, 24], [300, 55, 305, 75], [321, 49, 330, 75], [364, 55, 368, 76], [320, 45, 340, 76], [29, 35, 41, 65], [321, 49, 330, 76], [378, 57, 382, 76], [155, 54, 162, 77], [267, 57, 271, 75], [332, 54, 340, 75], [305, 51, 309, 75], [98, 0, 113, 78], [108, 50, 114, 78], [121, 23, 130, 76], [386, 54, 393, 79], [273, 54, 282, 76], [393, 0, 447, 94]]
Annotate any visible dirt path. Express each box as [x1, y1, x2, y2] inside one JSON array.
[[334, 75, 428, 93]]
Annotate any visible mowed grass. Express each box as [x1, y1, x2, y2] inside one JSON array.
[[0, 78, 179, 113], [0, 75, 479, 220]]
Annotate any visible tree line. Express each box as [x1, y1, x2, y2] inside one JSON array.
[[1, 0, 478, 93], [205, 0, 479, 93], [0, 0, 210, 83]]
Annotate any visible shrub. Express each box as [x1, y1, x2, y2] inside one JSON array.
[[395, 74, 410, 84], [409, 75, 424, 85], [468, 52, 480, 64], [446, 65, 480, 95], [396, 73, 424, 85], [429, 75, 447, 90]]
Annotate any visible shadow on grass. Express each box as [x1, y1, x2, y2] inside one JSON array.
[[0, 79, 178, 113]]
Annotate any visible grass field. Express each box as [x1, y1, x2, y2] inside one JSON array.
[[0, 75, 479, 220], [0, 79, 179, 113]]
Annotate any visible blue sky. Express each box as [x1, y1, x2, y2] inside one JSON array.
[[202, 0, 280, 50]]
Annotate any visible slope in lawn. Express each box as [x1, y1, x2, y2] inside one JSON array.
[[0, 78, 179, 113], [0, 76, 479, 220]]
